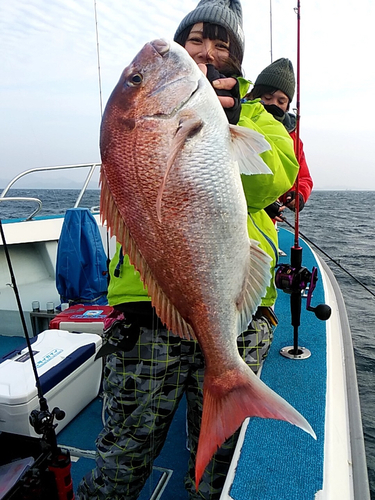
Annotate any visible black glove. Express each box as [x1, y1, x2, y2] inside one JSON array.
[[95, 320, 141, 359], [264, 201, 284, 219], [205, 64, 241, 125], [285, 191, 305, 212]]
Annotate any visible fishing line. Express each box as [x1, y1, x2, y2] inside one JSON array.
[[93, 0, 111, 282], [281, 217, 375, 299], [0, 219, 74, 498], [0, 220, 42, 396]]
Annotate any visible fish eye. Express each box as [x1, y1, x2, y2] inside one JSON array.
[[127, 73, 143, 87]]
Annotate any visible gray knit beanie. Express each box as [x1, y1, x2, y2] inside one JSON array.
[[254, 58, 296, 102], [174, 0, 244, 64]]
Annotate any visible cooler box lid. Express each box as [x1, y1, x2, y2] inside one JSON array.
[[0, 329, 102, 405], [49, 305, 113, 329]]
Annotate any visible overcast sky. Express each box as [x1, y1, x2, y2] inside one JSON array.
[[1, 0, 374, 190]]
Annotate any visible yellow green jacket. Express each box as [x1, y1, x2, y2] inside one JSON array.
[[108, 80, 299, 308], [108, 249, 150, 306], [238, 83, 299, 304]]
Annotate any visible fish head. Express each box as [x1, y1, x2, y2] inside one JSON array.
[[100, 39, 203, 153], [99, 38, 213, 253]]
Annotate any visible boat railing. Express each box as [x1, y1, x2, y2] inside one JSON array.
[[0, 163, 101, 221]]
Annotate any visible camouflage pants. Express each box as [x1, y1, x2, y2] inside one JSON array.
[[76, 316, 273, 500]]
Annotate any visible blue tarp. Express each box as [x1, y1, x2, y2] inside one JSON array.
[[56, 208, 108, 305]]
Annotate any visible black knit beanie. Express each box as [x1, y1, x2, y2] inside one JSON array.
[[174, 0, 244, 64], [254, 58, 296, 102]]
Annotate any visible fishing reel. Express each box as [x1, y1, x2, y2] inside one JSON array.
[[29, 397, 65, 439], [276, 263, 331, 321], [275, 263, 312, 293]]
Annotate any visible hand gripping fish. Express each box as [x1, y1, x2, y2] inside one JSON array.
[[100, 39, 315, 489]]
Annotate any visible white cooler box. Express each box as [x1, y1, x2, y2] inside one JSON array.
[[0, 329, 102, 437]]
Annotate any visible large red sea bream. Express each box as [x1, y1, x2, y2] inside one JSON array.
[[100, 39, 315, 488]]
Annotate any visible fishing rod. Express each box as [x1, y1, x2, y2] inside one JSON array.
[[93, 0, 104, 118], [0, 219, 74, 500], [281, 217, 375, 299], [270, 0, 273, 63], [275, 0, 331, 360], [93, 0, 111, 286]]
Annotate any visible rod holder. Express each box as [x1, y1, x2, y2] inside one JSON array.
[[280, 345, 311, 359]]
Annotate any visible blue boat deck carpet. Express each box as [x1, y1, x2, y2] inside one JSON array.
[[230, 228, 326, 500], [57, 394, 189, 499]]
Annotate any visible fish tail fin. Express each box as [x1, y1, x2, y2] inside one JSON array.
[[195, 364, 316, 489]]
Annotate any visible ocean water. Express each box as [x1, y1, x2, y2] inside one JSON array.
[[1, 188, 375, 497]]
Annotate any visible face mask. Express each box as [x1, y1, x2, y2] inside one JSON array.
[[262, 103, 286, 122]]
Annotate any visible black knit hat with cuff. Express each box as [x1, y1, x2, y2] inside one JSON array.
[[254, 58, 296, 102]]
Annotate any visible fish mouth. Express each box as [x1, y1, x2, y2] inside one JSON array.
[[142, 39, 202, 119], [147, 76, 200, 112], [143, 78, 202, 119], [150, 39, 170, 57]]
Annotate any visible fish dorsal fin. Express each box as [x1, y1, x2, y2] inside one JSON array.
[[229, 124, 272, 176], [156, 114, 203, 222], [237, 239, 273, 334], [100, 172, 196, 341]]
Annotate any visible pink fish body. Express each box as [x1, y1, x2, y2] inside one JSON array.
[[100, 39, 315, 489]]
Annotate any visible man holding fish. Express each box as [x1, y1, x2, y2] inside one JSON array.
[[77, 1, 312, 499]]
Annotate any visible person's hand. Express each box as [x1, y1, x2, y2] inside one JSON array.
[[197, 64, 241, 124], [197, 63, 236, 106], [284, 191, 305, 212], [212, 77, 238, 108], [264, 201, 286, 222], [275, 205, 287, 222]]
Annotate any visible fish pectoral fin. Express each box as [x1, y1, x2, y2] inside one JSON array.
[[195, 364, 316, 488], [229, 124, 272, 175], [156, 114, 203, 222], [237, 239, 273, 334]]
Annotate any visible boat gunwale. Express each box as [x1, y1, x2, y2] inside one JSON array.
[[220, 229, 370, 500], [0, 163, 101, 221], [317, 254, 370, 500]]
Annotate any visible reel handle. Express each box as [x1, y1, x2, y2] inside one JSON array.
[[276, 264, 331, 321], [306, 267, 331, 320]]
